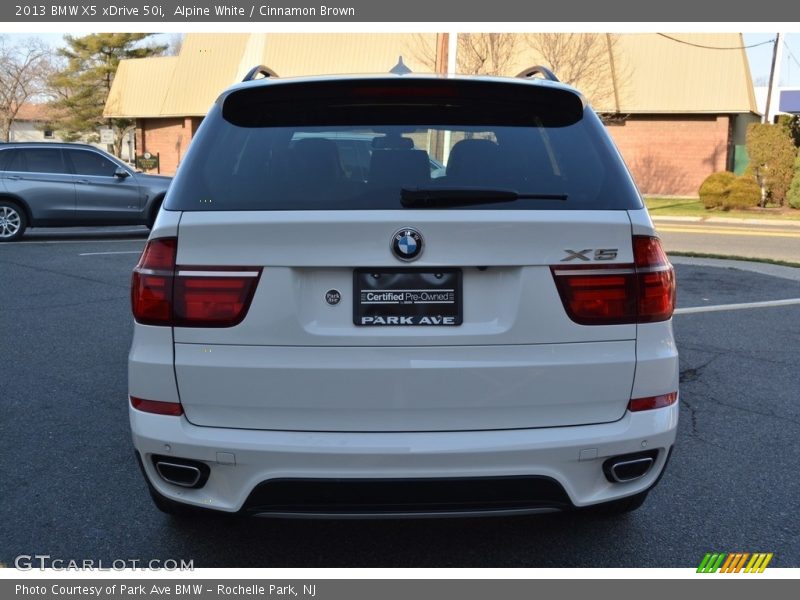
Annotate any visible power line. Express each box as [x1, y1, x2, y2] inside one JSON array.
[[783, 40, 800, 69], [656, 33, 776, 50]]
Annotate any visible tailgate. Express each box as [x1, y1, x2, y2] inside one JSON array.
[[173, 209, 637, 431]]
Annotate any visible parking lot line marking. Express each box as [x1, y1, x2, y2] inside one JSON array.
[[2, 239, 146, 246], [675, 298, 800, 315], [79, 250, 143, 256], [658, 226, 800, 239]]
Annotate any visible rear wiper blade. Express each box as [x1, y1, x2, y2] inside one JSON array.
[[400, 187, 568, 208]]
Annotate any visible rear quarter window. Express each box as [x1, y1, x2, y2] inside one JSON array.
[[0, 149, 14, 171]]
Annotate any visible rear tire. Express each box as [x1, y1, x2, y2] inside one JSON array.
[[581, 490, 649, 516], [0, 201, 27, 242]]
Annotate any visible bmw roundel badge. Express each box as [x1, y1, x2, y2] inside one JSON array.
[[391, 227, 424, 262]]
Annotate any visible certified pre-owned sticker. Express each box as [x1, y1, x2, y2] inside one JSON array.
[[361, 289, 455, 304], [325, 289, 341, 306], [359, 288, 457, 325]]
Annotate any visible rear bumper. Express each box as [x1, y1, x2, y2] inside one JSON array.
[[130, 402, 678, 516]]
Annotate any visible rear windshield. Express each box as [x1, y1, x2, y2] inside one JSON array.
[[165, 80, 642, 212]]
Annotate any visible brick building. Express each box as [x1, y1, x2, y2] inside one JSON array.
[[607, 115, 734, 196], [104, 33, 759, 196], [9, 103, 134, 160], [581, 34, 759, 196]]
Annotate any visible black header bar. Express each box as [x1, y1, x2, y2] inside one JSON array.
[[3, 0, 799, 22]]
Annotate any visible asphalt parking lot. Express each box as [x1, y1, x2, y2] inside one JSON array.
[[1, 228, 799, 568]]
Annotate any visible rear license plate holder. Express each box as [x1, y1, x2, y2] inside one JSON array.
[[353, 268, 462, 326]]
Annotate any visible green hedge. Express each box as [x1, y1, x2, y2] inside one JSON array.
[[699, 172, 737, 209], [723, 177, 761, 210], [699, 172, 762, 211], [788, 153, 800, 210]]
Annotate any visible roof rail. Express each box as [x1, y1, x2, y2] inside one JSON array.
[[242, 65, 279, 82], [516, 65, 560, 82]]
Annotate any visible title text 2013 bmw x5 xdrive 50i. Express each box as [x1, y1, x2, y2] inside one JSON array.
[[129, 66, 678, 518]]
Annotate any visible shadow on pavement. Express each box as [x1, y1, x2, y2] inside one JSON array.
[[20, 226, 150, 242]]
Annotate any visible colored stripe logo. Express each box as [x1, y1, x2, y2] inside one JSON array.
[[697, 552, 773, 573]]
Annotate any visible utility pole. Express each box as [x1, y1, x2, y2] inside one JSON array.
[[434, 33, 448, 74], [441, 33, 458, 164], [606, 33, 620, 114], [447, 31, 457, 74], [764, 33, 784, 123], [433, 31, 458, 74], [430, 33, 459, 164], [429, 34, 449, 162]]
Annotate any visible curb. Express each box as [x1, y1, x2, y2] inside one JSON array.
[[669, 255, 800, 282]]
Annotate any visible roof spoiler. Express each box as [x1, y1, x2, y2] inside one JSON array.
[[516, 65, 559, 82], [242, 65, 279, 82]]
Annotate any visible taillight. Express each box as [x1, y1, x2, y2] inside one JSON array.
[[132, 237, 177, 326], [173, 269, 261, 327], [131, 237, 261, 327], [633, 236, 676, 323], [628, 392, 678, 412], [551, 236, 675, 325], [551, 267, 638, 325]]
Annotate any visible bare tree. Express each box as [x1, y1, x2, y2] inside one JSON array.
[[752, 75, 769, 87], [0, 36, 52, 142], [458, 33, 519, 75], [524, 33, 627, 110], [409, 33, 437, 73], [410, 33, 519, 76], [410, 33, 628, 104]]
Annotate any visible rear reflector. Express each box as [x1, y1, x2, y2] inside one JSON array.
[[131, 237, 261, 327], [628, 392, 678, 412], [130, 396, 184, 416], [551, 236, 675, 325]]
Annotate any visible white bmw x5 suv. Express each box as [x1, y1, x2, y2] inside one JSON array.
[[129, 66, 678, 518]]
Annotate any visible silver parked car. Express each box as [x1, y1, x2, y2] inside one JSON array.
[[0, 142, 171, 241]]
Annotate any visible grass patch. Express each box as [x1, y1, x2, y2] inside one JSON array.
[[669, 251, 800, 269], [645, 197, 706, 216], [645, 197, 800, 221]]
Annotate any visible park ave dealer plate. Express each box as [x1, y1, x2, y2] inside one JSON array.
[[353, 268, 462, 326]]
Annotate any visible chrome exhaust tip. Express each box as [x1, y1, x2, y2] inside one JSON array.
[[603, 451, 657, 483], [152, 455, 209, 488]]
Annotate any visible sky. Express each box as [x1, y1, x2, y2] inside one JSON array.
[[743, 33, 800, 87], [10, 31, 800, 89]]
